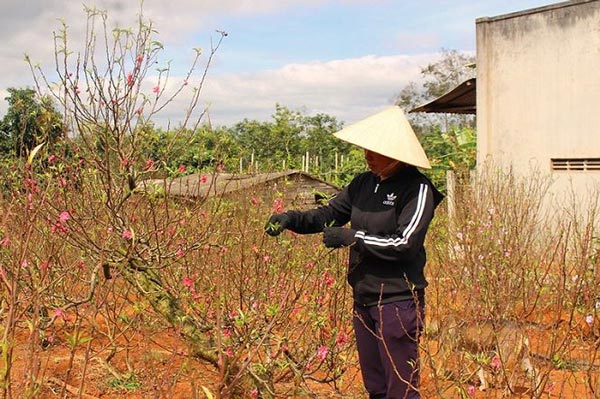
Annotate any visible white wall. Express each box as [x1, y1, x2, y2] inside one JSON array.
[[476, 0, 600, 214]]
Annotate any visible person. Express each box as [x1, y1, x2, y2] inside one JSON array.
[[264, 106, 443, 399]]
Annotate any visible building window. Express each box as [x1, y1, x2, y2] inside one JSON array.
[[551, 158, 600, 171]]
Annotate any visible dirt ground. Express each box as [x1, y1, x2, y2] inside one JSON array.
[[5, 318, 598, 399]]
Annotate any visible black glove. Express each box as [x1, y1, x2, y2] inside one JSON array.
[[322, 227, 357, 248], [264, 213, 290, 236]]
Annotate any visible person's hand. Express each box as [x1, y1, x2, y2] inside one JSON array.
[[322, 227, 357, 248], [264, 213, 290, 236]]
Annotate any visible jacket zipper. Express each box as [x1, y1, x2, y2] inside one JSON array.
[[374, 183, 379, 193]]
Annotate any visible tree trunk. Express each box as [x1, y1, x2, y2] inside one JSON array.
[[115, 261, 275, 398]]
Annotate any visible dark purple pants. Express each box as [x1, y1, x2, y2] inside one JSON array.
[[353, 297, 425, 399]]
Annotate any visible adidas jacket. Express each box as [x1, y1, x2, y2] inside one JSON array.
[[285, 166, 444, 306]]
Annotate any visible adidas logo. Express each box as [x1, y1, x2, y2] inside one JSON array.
[[383, 192, 397, 206]]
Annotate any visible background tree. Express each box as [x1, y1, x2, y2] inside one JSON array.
[[0, 87, 63, 159], [230, 105, 303, 171], [137, 124, 240, 175], [420, 125, 476, 191], [229, 104, 360, 183], [394, 48, 476, 135], [394, 49, 477, 190]]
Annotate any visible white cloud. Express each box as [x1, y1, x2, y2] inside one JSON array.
[[151, 53, 438, 127], [0, 0, 438, 127], [1, 51, 438, 128]]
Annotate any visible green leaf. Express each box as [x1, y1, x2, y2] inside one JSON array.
[[201, 386, 214, 399], [27, 142, 45, 166]]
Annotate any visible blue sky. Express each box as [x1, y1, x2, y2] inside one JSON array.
[[1, 0, 555, 127]]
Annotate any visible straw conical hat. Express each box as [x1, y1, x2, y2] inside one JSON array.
[[334, 106, 431, 169]]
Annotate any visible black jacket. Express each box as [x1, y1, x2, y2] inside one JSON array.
[[285, 166, 444, 306]]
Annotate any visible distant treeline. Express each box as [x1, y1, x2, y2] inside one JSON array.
[[1, 90, 475, 190]]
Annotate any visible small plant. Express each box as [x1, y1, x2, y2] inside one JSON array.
[[107, 374, 142, 391]]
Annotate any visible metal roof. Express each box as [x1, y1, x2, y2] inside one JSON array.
[[409, 78, 476, 115], [142, 170, 340, 199]]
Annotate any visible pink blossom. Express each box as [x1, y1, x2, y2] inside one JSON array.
[[490, 355, 501, 369], [0, 236, 10, 247], [40, 261, 51, 272], [467, 385, 476, 396], [322, 271, 334, 287], [182, 277, 193, 287], [222, 328, 232, 338], [250, 197, 260, 206], [51, 222, 68, 234], [183, 79, 188, 86], [25, 178, 39, 192], [225, 347, 233, 357], [136, 54, 143, 64], [250, 389, 258, 398], [200, 175, 208, 183], [178, 164, 186, 173], [54, 308, 64, 318], [152, 85, 160, 94], [145, 159, 156, 170], [336, 332, 349, 346], [585, 315, 594, 326], [126, 73, 134, 87], [59, 211, 71, 223], [316, 345, 329, 362], [135, 107, 143, 116], [176, 247, 185, 258], [273, 197, 284, 213], [120, 158, 131, 168], [122, 229, 133, 240], [47, 154, 56, 164], [291, 305, 300, 316], [262, 255, 271, 262]]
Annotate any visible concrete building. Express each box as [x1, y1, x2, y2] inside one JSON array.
[[476, 0, 600, 213]]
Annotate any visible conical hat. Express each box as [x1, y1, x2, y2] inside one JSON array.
[[334, 106, 431, 169]]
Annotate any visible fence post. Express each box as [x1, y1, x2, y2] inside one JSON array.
[[305, 151, 309, 172], [447, 170, 456, 227]]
